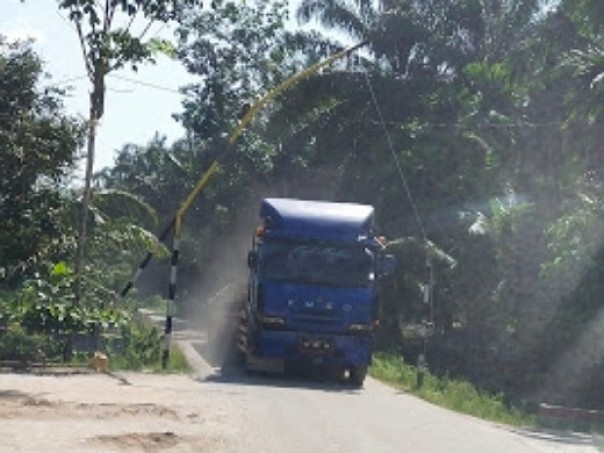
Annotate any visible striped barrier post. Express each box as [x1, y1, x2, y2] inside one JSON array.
[[120, 218, 175, 297], [162, 215, 182, 369]]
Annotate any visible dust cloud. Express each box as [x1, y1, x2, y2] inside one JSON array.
[[184, 202, 256, 367]]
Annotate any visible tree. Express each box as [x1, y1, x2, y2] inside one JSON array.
[[0, 37, 83, 284], [48, 0, 203, 303], [0, 36, 170, 362]]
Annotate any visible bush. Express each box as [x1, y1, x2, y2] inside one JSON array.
[[0, 324, 62, 363], [1, 280, 189, 372], [108, 322, 191, 372], [110, 323, 162, 369]]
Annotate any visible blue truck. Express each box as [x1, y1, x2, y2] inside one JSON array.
[[235, 198, 395, 386]]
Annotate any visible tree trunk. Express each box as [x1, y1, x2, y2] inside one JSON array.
[[74, 87, 102, 304]]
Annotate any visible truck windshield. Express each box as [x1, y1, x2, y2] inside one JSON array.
[[259, 239, 375, 287]]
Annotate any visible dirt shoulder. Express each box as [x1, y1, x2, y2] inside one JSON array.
[[0, 370, 242, 452]]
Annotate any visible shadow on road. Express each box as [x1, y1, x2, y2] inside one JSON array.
[[0, 389, 32, 399], [190, 341, 363, 394], [196, 367, 364, 394]]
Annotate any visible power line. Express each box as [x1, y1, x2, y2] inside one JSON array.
[[48, 75, 89, 87], [52, 8, 181, 96], [363, 71, 428, 243], [363, 71, 436, 334], [107, 74, 182, 94], [367, 119, 566, 129]]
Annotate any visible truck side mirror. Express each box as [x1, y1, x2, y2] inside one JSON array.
[[377, 255, 396, 278], [247, 251, 258, 269]]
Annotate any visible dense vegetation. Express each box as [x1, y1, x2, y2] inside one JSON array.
[[2, 0, 604, 409]]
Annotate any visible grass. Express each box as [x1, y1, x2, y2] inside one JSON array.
[[370, 352, 534, 427], [153, 344, 192, 373], [108, 343, 192, 373], [6, 342, 193, 374]]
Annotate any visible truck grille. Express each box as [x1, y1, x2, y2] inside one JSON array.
[[291, 310, 340, 327]]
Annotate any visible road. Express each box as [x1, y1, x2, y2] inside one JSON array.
[[0, 319, 601, 452], [189, 336, 604, 453]]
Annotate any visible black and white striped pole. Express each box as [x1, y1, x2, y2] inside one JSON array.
[[120, 219, 176, 297], [160, 161, 220, 368], [162, 214, 182, 369]]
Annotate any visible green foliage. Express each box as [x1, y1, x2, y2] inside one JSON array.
[[370, 353, 533, 426], [47, 1, 214, 306], [543, 192, 604, 286], [0, 38, 83, 284], [0, 269, 178, 370], [0, 325, 60, 363], [57, 0, 204, 75], [0, 268, 191, 371], [0, 38, 163, 297], [108, 323, 191, 372], [288, 0, 603, 410], [5, 274, 130, 336], [0, 260, 131, 363], [177, 0, 315, 141], [110, 323, 162, 370], [162, 344, 192, 372]]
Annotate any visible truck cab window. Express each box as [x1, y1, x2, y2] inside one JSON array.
[[259, 239, 374, 287]]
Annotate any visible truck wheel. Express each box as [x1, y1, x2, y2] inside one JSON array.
[[327, 366, 346, 382], [349, 366, 367, 387]]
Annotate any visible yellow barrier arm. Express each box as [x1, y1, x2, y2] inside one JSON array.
[[229, 41, 367, 145], [121, 42, 368, 298]]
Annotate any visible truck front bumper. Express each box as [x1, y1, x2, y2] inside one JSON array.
[[256, 330, 372, 367]]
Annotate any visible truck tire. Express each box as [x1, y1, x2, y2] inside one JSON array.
[[349, 366, 367, 387], [327, 366, 346, 382]]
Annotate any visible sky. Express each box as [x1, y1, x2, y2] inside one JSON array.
[[1, 0, 195, 171]]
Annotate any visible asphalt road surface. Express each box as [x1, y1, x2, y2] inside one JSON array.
[[180, 312, 604, 452], [188, 349, 602, 453]]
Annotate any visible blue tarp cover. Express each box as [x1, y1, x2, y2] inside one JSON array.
[[260, 198, 374, 242]]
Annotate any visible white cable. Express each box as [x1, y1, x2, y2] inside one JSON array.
[[363, 71, 428, 243]]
